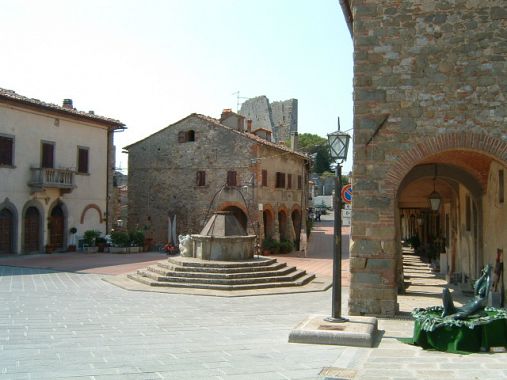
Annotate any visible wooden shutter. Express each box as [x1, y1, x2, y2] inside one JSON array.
[[41, 142, 54, 168], [287, 174, 292, 189], [297, 175, 302, 190], [227, 171, 237, 186], [178, 131, 187, 143], [196, 171, 206, 186], [0, 136, 13, 165], [78, 148, 89, 173], [262, 170, 267, 187]]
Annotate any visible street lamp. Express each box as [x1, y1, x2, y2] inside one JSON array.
[[326, 128, 351, 322]]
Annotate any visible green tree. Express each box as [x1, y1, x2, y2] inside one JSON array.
[[298, 133, 332, 174]]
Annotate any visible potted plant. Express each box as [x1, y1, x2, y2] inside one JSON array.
[[83, 230, 100, 253], [45, 244, 54, 254], [95, 236, 107, 253], [67, 227, 77, 252], [109, 231, 130, 253]]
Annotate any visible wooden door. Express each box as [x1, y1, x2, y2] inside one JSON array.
[[24, 207, 40, 252], [0, 208, 13, 254], [50, 205, 64, 249]]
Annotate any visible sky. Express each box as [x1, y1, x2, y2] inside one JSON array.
[[0, 0, 354, 173]]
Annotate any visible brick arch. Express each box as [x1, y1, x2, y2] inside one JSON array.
[[384, 133, 507, 197], [262, 203, 275, 218], [217, 201, 248, 216], [80, 204, 104, 224]]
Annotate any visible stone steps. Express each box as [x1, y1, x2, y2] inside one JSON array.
[[126, 255, 317, 291], [127, 272, 316, 291], [146, 263, 295, 279]]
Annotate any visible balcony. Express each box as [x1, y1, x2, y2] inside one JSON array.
[[29, 167, 75, 194]]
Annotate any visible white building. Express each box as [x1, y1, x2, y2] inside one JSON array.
[[0, 88, 125, 254]]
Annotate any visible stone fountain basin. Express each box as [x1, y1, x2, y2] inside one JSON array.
[[191, 234, 256, 261]]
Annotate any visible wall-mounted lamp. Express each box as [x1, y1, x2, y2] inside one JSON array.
[[428, 164, 441, 211]]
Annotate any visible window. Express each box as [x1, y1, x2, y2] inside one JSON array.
[[499, 170, 504, 204], [41, 142, 54, 168], [77, 147, 89, 174], [287, 174, 292, 189], [261, 170, 267, 187], [297, 175, 302, 190], [196, 170, 206, 186], [227, 171, 237, 187], [275, 172, 285, 188], [178, 130, 196, 143], [0, 135, 14, 166]]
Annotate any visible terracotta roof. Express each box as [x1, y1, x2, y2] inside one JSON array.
[[192, 114, 309, 160], [124, 113, 309, 161], [0, 87, 125, 128]]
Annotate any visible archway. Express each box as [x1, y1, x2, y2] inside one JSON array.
[[263, 209, 274, 239], [24, 206, 41, 253], [49, 203, 66, 250], [291, 208, 302, 248], [278, 210, 288, 241], [222, 205, 248, 232], [0, 208, 14, 254], [396, 153, 504, 296]]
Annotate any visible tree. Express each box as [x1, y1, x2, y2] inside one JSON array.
[[298, 133, 332, 174]]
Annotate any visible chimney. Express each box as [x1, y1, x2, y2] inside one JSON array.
[[290, 131, 299, 151], [220, 108, 232, 122], [62, 99, 73, 109], [246, 119, 252, 133]]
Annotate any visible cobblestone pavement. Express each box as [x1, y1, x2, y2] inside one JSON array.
[[1, 215, 507, 379]]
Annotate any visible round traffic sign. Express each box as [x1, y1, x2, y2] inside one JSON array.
[[341, 184, 352, 204]]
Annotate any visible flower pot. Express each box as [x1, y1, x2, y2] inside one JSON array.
[[110, 247, 127, 254]]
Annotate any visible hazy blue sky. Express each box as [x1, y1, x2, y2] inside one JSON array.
[[0, 0, 353, 172]]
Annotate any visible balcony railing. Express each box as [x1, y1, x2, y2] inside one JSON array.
[[29, 167, 75, 194]]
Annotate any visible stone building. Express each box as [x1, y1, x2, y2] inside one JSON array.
[[125, 111, 309, 250], [0, 87, 125, 254], [239, 96, 298, 144], [340, 1, 507, 315]]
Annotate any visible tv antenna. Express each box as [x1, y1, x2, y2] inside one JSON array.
[[232, 91, 249, 112]]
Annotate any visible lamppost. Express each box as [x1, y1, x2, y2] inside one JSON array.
[[325, 128, 351, 322]]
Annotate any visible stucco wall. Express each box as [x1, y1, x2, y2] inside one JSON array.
[[0, 103, 110, 252]]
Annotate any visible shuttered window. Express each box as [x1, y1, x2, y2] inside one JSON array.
[[261, 170, 267, 187], [0, 136, 13, 166], [41, 142, 54, 168], [77, 147, 89, 174], [227, 171, 237, 187], [287, 174, 292, 189], [297, 175, 302, 190], [196, 171, 206, 186], [275, 172, 285, 188]]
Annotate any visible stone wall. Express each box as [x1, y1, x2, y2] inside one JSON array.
[[349, 0, 507, 316], [239, 96, 298, 143], [127, 114, 308, 247]]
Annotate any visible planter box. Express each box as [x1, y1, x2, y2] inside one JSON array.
[[109, 247, 127, 254], [84, 246, 98, 253], [127, 246, 141, 253]]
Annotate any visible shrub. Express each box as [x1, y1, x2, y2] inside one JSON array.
[[129, 230, 145, 247], [306, 218, 314, 237], [279, 239, 294, 254], [110, 231, 130, 247], [262, 238, 280, 254], [83, 230, 101, 246]]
